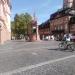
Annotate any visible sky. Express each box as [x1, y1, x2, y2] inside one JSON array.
[[11, 0, 63, 25]]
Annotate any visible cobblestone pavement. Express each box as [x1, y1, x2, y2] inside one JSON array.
[[0, 40, 75, 75]]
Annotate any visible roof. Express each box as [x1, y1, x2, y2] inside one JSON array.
[[50, 7, 73, 20], [39, 19, 50, 29]]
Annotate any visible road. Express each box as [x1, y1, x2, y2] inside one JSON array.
[[0, 40, 75, 75]]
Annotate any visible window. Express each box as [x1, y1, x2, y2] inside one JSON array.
[[65, 24, 68, 29], [60, 26, 63, 30]]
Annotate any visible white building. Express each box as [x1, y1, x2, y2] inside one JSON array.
[[0, 0, 11, 44]]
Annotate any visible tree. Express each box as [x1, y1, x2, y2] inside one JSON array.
[[11, 13, 32, 40], [11, 21, 15, 39]]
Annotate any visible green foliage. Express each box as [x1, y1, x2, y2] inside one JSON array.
[[11, 13, 32, 39], [11, 21, 15, 36]]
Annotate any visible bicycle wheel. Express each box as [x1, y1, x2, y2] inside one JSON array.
[[59, 43, 66, 50], [68, 44, 75, 51]]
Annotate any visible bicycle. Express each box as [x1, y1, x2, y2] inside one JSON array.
[[58, 41, 75, 51]]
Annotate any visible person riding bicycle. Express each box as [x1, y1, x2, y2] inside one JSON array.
[[63, 34, 71, 44], [65, 34, 71, 42], [59, 34, 75, 51], [63, 34, 70, 41]]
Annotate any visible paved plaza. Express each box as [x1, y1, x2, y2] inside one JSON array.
[[0, 40, 75, 75]]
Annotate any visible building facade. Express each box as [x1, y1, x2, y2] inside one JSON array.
[[39, 0, 75, 41], [50, 8, 75, 40], [39, 20, 50, 40], [0, 0, 11, 44], [49, 0, 75, 40]]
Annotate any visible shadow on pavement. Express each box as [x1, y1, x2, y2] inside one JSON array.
[[48, 48, 74, 52], [48, 48, 58, 51]]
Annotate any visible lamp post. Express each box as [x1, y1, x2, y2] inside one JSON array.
[[36, 24, 40, 41], [49, 20, 51, 35]]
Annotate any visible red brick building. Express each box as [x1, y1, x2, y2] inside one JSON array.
[[69, 16, 75, 33], [39, 20, 50, 40], [50, 7, 75, 40], [39, 0, 75, 41]]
